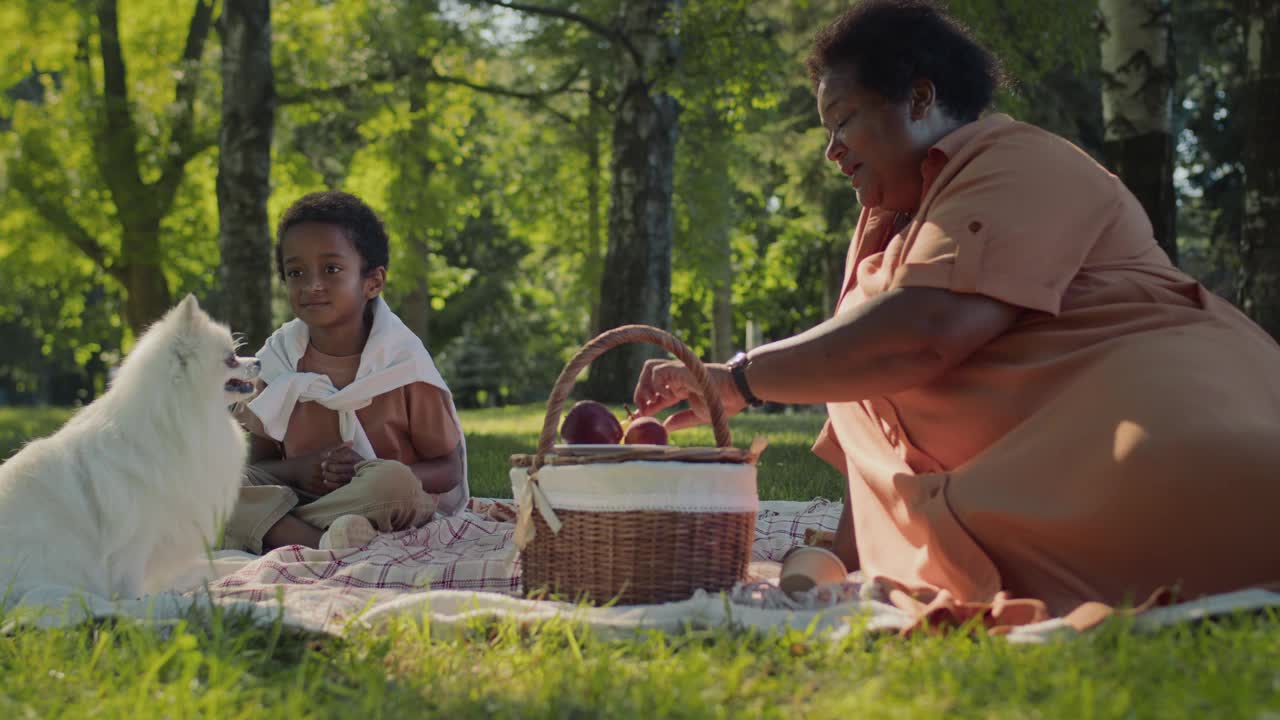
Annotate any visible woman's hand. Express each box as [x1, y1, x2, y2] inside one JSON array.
[[633, 359, 748, 432]]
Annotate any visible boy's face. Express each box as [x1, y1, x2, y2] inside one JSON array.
[[280, 222, 385, 338]]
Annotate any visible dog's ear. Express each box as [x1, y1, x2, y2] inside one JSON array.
[[173, 294, 200, 331]]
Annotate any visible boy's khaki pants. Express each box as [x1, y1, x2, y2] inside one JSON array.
[[223, 459, 438, 554]]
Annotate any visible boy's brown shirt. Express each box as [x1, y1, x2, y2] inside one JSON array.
[[237, 343, 459, 463]]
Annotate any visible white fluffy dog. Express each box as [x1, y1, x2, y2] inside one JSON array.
[[0, 295, 257, 613]]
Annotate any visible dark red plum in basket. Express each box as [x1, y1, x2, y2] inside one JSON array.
[[560, 400, 624, 445], [624, 416, 669, 446]]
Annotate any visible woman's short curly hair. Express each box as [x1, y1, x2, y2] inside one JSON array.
[[274, 191, 390, 280], [804, 0, 1004, 122]]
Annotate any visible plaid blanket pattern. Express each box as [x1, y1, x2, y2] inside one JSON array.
[[205, 498, 843, 608]]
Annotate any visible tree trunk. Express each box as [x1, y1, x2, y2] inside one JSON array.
[[97, 0, 174, 332], [398, 265, 432, 347], [216, 0, 275, 351], [85, 0, 213, 335], [584, 72, 605, 338], [584, 0, 679, 402], [702, 137, 735, 363], [1099, 0, 1177, 264], [1239, 0, 1280, 338], [120, 227, 173, 332], [396, 71, 433, 345], [710, 223, 734, 363]]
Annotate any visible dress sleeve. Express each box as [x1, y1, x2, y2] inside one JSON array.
[[405, 382, 462, 460], [891, 132, 1118, 315], [811, 419, 849, 478]]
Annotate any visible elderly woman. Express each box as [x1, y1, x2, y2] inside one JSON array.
[[633, 0, 1280, 620]]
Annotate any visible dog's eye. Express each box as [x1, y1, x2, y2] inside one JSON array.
[[225, 353, 238, 368]]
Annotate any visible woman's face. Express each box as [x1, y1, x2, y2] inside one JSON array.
[[817, 67, 939, 212]]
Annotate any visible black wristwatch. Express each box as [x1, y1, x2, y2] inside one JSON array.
[[726, 351, 764, 408]]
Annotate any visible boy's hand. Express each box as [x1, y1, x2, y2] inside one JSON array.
[[319, 444, 364, 486], [291, 443, 365, 496]]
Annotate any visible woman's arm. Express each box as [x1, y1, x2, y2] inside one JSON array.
[[744, 286, 1021, 405], [409, 442, 464, 495], [635, 286, 1021, 428]]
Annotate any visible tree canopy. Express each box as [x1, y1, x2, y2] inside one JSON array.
[[0, 0, 1270, 406]]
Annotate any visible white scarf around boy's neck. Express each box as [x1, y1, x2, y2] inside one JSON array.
[[246, 295, 470, 514]]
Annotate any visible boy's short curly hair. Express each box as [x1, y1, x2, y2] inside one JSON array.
[[804, 0, 1004, 122], [274, 191, 390, 280]]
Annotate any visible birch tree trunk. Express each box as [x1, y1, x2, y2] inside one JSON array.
[[584, 0, 679, 401], [1099, 0, 1177, 264], [1239, 0, 1280, 338], [216, 0, 275, 350]]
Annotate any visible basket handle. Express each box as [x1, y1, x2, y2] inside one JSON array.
[[533, 325, 731, 466]]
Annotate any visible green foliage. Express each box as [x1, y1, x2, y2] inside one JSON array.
[[266, 1, 608, 396], [0, 0, 1259, 404], [0, 190, 124, 402], [1172, 0, 1249, 299], [0, 0, 221, 397], [948, 0, 1097, 108], [667, 2, 795, 357]]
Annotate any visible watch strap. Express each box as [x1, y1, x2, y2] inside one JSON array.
[[727, 351, 764, 408]]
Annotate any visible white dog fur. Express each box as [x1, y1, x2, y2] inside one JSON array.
[[0, 295, 257, 615]]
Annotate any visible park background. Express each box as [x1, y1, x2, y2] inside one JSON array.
[[3, 3, 1280, 716], [1, 0, 1276, 410]]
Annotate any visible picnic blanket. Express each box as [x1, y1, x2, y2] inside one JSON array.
[[193, 498, 869, 633], [9, 498, 1280, 642]]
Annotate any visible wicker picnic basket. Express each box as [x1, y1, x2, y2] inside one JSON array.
[[509, 325, 762, 605]]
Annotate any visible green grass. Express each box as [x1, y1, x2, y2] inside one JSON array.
[[2, 405, 845, 501], [2, 404, 1279, 718], [0, 406, 74, 462]]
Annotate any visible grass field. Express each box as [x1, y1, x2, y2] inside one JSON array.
[[2, 404, 1278, 719]]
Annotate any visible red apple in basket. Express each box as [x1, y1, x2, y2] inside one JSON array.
[[624, 416, 669, 445], [560, 400, 624, 444]]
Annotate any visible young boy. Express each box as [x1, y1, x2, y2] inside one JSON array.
[[224, 191, 467, 553]]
